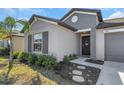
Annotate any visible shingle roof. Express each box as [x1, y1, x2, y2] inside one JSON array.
[[21, 14, 77, 32], [29, 15, 77, 31], [60, 8, 103, 22], [21, 8, 103, 32], [96, 22, 124, 29]]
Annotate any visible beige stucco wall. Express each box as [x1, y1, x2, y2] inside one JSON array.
[[12, 36, 24, 52], [25, 19, 80, 61]]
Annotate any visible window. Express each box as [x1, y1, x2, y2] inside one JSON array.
[[33, 33, 43, 52]]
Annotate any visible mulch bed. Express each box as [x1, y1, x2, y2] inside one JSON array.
[[85, 59, 104, 65], [54, 62, 101, 85]]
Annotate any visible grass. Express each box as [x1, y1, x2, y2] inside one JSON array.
[[0, 57, 75, 85]]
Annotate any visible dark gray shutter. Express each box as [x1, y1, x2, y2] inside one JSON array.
[[42, 32, 48, 54], [28, 35, 32, 53]]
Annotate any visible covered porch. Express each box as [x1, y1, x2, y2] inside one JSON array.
[[75, 28, 91, 57]]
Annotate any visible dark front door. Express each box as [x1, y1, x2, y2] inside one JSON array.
[[82, 36, 90, 55]]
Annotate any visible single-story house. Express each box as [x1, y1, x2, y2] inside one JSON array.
[[11, 33, 25, 52], [0, 40, 9, 48], [0, 32, 24, 52], [23, 8, 124, 62]]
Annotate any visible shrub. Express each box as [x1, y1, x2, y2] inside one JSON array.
[[17, 52, 29, 62], [0, 47, 9, 56], [36, 55, 57, 69], [42, 55, 57, 69], [63, 55, 70, 62], [13, 51, 20, 59], [69, 54, 78, 60], [63, 54, 78, 62], [28, 54, 38, 65], [35, 55, 45, 66]]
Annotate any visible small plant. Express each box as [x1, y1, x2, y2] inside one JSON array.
[[63, 55, 70, 62], [63, 54, 78, 62], [13, 51, 20, 59], [17, 52, 29, 63], [28, 54, 38, 65]]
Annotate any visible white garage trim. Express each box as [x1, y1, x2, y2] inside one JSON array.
[[103, 28, 124, 33]]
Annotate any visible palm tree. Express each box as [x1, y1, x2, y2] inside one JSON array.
[[0, 16, 29, 71]]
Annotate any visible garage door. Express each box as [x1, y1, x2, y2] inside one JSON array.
[[105, 32, 124, 62]]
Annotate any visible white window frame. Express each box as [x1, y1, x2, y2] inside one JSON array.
[[32, 33, 43, 53]]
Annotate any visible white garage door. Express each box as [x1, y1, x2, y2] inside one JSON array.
[[105, 32, 124, 62]]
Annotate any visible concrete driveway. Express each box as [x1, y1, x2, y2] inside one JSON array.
[[97, 61, 124, 85]]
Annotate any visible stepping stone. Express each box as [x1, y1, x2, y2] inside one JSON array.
[[72, 70, 82, 75], [88, 79, 92, 82], [77, 66, 86, 69], [72, 75, 84, 82], [88, 70, 92, 73], [86, 74, 90, 77]]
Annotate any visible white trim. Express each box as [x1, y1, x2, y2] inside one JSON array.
[[32, 32, 43, 53], [81, 34, 90, 36], [31, 16, 58, 26], [62, 11, 97, 22], [75, 28, 91, 33], [103, 28, 124, 33], [37, 17, 58, 25]]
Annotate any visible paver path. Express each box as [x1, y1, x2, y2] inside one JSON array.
[[58, 62, 101, 85]]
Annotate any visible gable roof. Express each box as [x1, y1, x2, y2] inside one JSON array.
[[21, 14, 77, 33], [96, 22, 124, 29], [60, 8, 103, 22]]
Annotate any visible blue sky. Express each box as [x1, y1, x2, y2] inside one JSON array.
[[0, 8, 124, 21]]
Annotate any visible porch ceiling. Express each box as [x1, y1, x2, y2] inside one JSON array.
[[75, 28, 91, 34]]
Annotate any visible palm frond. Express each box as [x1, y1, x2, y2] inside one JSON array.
[[4, 16, 16, 32], [17, 20, 30, 32]]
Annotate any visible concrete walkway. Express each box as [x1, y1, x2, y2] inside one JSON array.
[[70, 57, 103, 69], [97, 61, 124, 85], [71, 57, 124, 85]]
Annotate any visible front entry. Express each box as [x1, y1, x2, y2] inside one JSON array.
[[82, 36, 90, 55]]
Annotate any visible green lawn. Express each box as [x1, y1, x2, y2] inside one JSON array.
[[0, 57, 75, 85]]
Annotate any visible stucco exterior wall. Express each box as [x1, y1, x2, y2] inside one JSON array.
[[25, 20, 80, 61], [63, 12, 99, 60], [12, 36, 24, 52], [96, 29, 104, 61], [64, 13, 98, 30], [51, 25, 80, 61], [24, 32, 29, 52]]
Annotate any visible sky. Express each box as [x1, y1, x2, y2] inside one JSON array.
[[1, 8, 124, 21]]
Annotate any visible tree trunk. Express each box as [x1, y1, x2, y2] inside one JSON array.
[[9, 36, 13, 68], [4, 36, 14, 83]]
